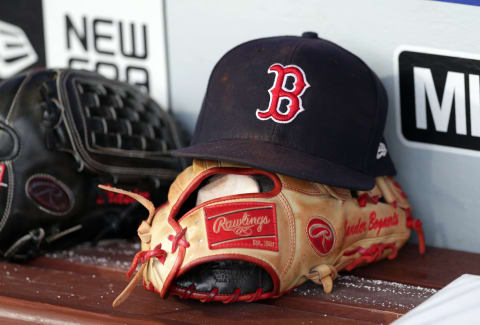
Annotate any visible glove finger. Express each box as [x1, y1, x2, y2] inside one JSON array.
[[375, 176, 410, 209], [387, 176, 410, 209], [323, 185, 352, 201]]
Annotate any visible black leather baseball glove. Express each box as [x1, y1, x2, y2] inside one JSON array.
[[0, 68, 188, 261]]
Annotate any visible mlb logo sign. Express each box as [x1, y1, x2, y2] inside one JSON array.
[[396, 47, 480, 155]]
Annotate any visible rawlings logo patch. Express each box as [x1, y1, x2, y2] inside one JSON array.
[[256, 63, 310, 123], [307, 217, 335, 255], [205, 202, 278, 251], [26, 174, 73, 215]]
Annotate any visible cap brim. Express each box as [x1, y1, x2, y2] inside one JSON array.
[[173, 139, 375, 190]]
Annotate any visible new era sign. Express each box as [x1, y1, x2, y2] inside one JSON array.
[[43, 0, 169, 109], [0, 0, 169, 109], [396, 47, 480, 155]]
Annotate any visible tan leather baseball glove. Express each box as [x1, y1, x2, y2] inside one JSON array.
[[101, 159, 425, 306]]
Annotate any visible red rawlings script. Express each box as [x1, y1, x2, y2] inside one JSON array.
[[204, 202, 278, 251]]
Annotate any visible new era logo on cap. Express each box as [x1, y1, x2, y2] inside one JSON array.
[[376, 142, 387, 159], [175, 32, 395, 190]]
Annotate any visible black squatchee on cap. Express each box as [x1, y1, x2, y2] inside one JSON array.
[[174, 32, 395, 190]]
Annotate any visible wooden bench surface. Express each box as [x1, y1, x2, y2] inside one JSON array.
[[1, 242, 479, 324]]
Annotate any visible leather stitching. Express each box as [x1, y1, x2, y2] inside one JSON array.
[[0, 161, 14, 235], [278, 192, 295, 278]]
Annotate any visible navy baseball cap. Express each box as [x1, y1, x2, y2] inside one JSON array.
[[174, 32, 395, 190]]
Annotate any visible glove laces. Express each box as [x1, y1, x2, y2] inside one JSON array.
[[306, 264, 339, 293], [126, 243, 167, 279], [168, 227, 190, 253], [406, 208, 426, 254], [343, 243, 398, 271]]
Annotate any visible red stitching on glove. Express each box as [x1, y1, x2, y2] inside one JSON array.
[[404, 207, 412, 219], [356, 193, 380, 207], [245, 288, 263, 302], [224, 288, 241, 304], [168, 227, 190, 253], [170, 284, 276, 303], [181, 284, 196, 299], [407, 216, 426, 254], [344, 243, 398, 271], [126, 244, 167, 279], [200, 288, 219, 303]]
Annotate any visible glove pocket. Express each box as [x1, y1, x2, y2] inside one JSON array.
[[166, 198, 289, 302]]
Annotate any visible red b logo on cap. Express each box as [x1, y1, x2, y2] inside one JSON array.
[[256, 63, 310, 123]]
